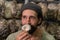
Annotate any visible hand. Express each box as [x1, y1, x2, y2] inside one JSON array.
[[16, 31, 38, 40], [16, 31, 31, 40]]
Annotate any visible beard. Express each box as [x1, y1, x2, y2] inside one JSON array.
[[28, 25, 37, 34], [21, 24, 37, 34]]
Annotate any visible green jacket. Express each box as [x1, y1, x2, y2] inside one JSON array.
[[6, 28, 55, 40]]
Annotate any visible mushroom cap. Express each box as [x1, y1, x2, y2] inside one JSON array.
[[22, 24, 31, 31]]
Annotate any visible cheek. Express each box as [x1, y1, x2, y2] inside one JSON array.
[[21, 19, 26, 25], [31, 19, 38, 25]]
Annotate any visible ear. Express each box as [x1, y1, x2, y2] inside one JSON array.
[[38, 18, 42, 25]]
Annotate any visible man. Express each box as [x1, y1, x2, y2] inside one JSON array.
[[6, 3, 55, 40]]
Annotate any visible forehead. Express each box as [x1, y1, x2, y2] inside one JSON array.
[[22, 9, 37, 16]]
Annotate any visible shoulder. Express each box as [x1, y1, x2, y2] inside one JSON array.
[[6, 30, 22, 40], [42, 29, 55, 40]]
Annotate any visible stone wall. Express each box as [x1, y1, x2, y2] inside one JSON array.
[[0, 0, 60, 40]]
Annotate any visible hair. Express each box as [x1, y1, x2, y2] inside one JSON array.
[[19, 3, 43, 20]]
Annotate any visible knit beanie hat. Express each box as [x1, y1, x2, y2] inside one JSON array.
[[20, 3, 43, 18]]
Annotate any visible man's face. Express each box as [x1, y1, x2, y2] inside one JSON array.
[[21, 9, 40, 27]]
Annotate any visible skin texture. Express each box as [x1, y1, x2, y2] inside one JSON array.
[[21, 9, 39, 26], [16, 9, 41, 40]]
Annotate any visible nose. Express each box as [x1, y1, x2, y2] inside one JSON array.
[[26, 17, 30, 24]]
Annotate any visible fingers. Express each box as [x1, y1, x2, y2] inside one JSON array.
[[19, 32, 28, 40], [16, 31, 31, 40]]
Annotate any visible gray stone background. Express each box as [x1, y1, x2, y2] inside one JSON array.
[[0, 0, 60, 40]]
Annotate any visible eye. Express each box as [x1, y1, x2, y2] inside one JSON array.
[[30, 16, 36, 19], [22, 16, 26, 19]]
